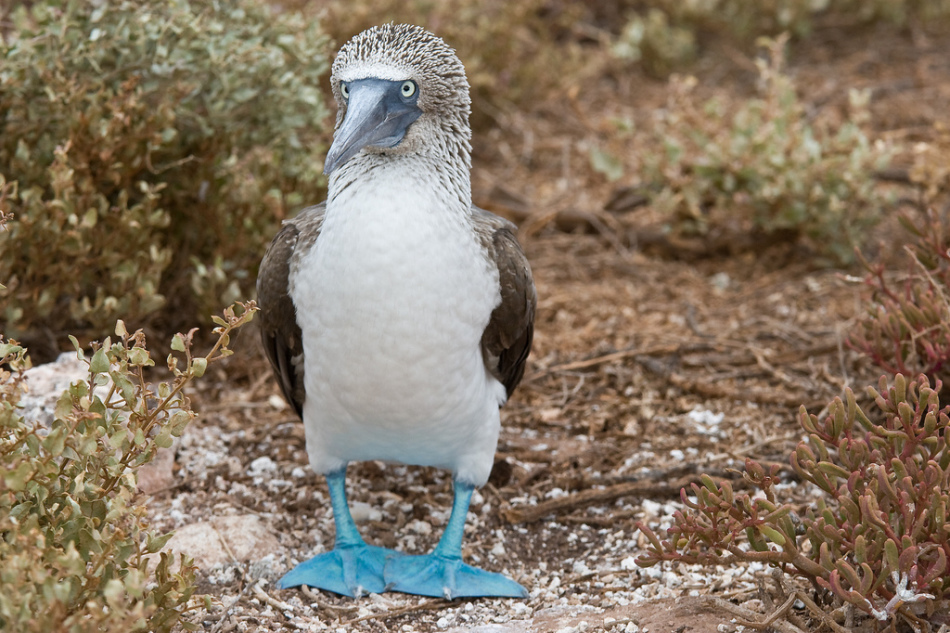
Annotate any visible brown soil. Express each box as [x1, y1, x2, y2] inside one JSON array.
[[148, 18, 950, 633]]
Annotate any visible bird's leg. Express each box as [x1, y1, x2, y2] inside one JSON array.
[[384, 479, 528, 599], [278, 466, 394, 596]]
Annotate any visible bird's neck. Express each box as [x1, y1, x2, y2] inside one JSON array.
[[328, 149, 471, 212]]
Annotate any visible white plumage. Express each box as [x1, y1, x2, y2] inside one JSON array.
[[292, 160, 507, 484], [257, 23, 536, 599]]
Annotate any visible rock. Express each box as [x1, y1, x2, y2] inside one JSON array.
[[165, 514, 284, 570], [137, 439, 179, 494], [19, 352, 88, 427]]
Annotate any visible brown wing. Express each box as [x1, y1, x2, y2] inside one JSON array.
[[256, 203, 326, 417], [473, 206, 537, 399]]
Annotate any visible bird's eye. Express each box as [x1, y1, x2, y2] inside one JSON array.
[[401, 81, 417, 98], [340, 82, 349, 99]]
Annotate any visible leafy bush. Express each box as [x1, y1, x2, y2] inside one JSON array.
[[0, 0, 330, 339], [641, 37, 891, 264], [909, 122, 950, 205], [0, 302, 256, 633], [636, 373, 950, 629], [849, 209, 950, 384], [610, 1, 813, 78], [612, 8, 697, 77], [611, 0, 950, 76]]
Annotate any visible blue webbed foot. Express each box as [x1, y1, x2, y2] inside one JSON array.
[[383, 479, 528, 599], [278, 543, 395, 596], [384, 553, 528, 599]]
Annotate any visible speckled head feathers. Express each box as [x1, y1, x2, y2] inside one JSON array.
[[329, 24, 471, 144]]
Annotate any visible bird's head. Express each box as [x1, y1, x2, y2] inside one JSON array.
[[324, 24, 472, 176]]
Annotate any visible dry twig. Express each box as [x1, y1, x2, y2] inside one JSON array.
[[503, 474, 697, 523], [252, 582, 296, 614], [300, 585, 359, 620], [698, 595, 807, 633], [343, 598, 451, 625]]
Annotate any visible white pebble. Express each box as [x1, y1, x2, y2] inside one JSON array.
[[407, 519, 432, 535], [350, 501, 382, 523], [247, 456, 277, 476]]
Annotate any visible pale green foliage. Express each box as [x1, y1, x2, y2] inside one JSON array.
[[0, 302, 257, 633], [644, 38, 891, 264], [612, 8, 697, 76], [0, 0, 329, 338], [611, 0, 950, 76], [909, 123, 950, 204]]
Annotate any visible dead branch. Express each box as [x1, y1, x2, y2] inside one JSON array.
[[503, 474, 697, 524]]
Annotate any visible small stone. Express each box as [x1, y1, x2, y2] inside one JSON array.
[[407, 519, 432, 535], [248, 456, 278, 477], [19, 353, 89, 428], [350, 501, 382, 523], [138, 439, 178, 494], [165, 514, 283, 570]]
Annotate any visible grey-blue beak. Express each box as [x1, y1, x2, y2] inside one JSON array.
[[324, 78, 423, 175]]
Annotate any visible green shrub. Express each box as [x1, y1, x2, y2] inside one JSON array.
[[611, 0, 950, 76], [612, 8, 697, 77], [0, 302, 257, 633], [909, 122, 950, 204], [0, 0, 330, 339], [636, 373, 950, 629], [642, 37, 891, 264]]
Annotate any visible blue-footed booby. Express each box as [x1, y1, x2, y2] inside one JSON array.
[[257, 24, 536, 599]]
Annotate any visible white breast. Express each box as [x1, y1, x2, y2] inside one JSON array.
[[290, 162, 506, 485]]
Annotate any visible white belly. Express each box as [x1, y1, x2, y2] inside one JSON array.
[[291, 170, 505, 485]]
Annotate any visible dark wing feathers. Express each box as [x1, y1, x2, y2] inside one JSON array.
[[258, 202, 535, 414], [257, 203, 326, 417], [473, 206, 537, 399]]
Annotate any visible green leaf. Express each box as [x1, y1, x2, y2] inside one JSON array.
[[168, 409, 193, 436], [128, 347, 152, 367], [103, 578, 125, 606], [90, 347, 110, 374], [109, 426, 130, 450], [146, 531, 175, 554], [0, 342, 24, 358], [590, 147, 624, 182], [68, 336, 86, 361], [54, 391, 74, 421], [154, 425, 174, 449], [757, 523, 786, 546], [42, 425, 67, 456], [110, 370, 137, 407], [4, 461, 33, 491]]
